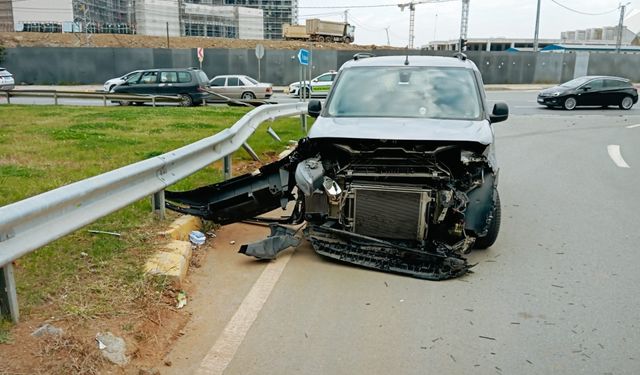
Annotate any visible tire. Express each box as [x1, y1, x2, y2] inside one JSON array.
[[619, 96, 634, 110], [179, 94, 193, 107], [299, 87, 310, 99], [344, 37, 352, 43], [318, 36, 325, 42], [475, 191, 501, 250], [563, 96, 577, 110], [241, 91, 256, 100]]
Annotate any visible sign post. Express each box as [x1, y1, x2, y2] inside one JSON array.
[[297, 48, 310, 132], [255, 44, 265, 82], [197, 47, 204, 70]]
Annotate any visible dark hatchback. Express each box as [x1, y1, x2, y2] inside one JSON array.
[[112, 68, 210, 106], [537, 76, 638, 110]]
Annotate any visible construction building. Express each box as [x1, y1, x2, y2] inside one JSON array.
[[1, 0, 267, 39], [222, 0, 298, 39], [560, 26, 635, 45], [426, 38, 561, 52]]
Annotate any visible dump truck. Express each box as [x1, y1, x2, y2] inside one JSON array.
[[282, 19, 355, 43]]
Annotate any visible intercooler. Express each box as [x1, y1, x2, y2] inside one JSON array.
[[348, 184, 430, 241]]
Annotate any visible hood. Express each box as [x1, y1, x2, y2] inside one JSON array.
[[308, 117, 494, 145], [540, 86, 567, 95], [105, 77, 124, 85], [290, 80, 310, 87]]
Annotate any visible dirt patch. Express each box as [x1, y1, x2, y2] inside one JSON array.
[[0, 32, 405, 51]]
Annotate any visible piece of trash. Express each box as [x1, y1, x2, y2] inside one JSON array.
[[80, 252, 89, 257], [189, 231, 206, 246], [206, 231, 217, 238], [88, 230, 121, 237], [176, 291, 187, 309], [97, 339, 106, 350], [479, 335, 496, 341], [230, 240, 236, 245], [31, 324, 63, 337]]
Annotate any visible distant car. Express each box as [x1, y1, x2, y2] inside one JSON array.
[[103, 70, 142, 92], [288, 71, 337, 97], [112, 68, 210, 106], [537, 76, 638, 110], [208, 75, 273, 100], [0, 67, 15, 91]]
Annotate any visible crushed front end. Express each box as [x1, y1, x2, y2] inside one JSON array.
[[166, 137, 499, 281]]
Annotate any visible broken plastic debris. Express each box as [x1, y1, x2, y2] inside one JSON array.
[[176, 291, 187, 309], [189, 231, 206, 246], [80, 252, 88, 257], [96, 338, 106, 350], [230, 240, 236, 245]]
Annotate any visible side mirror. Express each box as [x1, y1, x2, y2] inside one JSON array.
[[308, 100, 322, 118], [490, 102, 508, 124], [582, 86, 591, 91], [312, 79, 318, 83]]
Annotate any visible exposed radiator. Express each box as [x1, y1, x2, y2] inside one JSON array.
[[350, 185, 430, 241]]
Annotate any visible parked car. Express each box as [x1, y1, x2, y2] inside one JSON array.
[[288, 71, 337, 97], [112, 68, 210, 106], [166, 54, 508, 281], [208, 75, 273, 100], [103, 70, 142, 92], [537, 76, 638, 110], [0, 67, 15, 91]]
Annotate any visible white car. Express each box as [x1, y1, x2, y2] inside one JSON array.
[[209, 75, 273, 100], [103, 70, 142, 92], [0, 67, 15, 91], [288, 71, 337, 97]]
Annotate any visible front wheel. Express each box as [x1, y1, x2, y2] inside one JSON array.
[[179, 94, 193, 107], [619, 96, 634, 110], [474, 191, 501, 249], [563, 96, 577, 110]]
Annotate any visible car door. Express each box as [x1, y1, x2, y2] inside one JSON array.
[[603, 79, 626, 105], [311, 73, 335, 95], [210, 77, 227, 96], [158, 71, 179, 96], [577, 78, 604, 106], [132, 71, 159, 95], [226, 76, 242, 98]]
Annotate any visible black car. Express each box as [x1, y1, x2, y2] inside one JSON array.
[[537, 76, 638, 110], [112, 68, 210, 106]]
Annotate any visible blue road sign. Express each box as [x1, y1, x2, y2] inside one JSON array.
[[297, 49, 310, 65]]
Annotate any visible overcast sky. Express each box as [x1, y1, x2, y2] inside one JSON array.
[[298, 0, 640, 47]]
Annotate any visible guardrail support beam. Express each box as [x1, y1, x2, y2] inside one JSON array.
[[6, 92, 10, 105], [0, 264, 19, 323], [224, 155, 232, 180], [152, 190, 166, 219]]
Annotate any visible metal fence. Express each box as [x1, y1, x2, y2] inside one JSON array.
[[0, 102, 308, 323], [0, 90, 183, 106]]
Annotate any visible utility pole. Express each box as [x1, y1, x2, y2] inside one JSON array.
[[533, 0, 541, 52], [384, 26, 391, 45], [459, 0, 470, 52], [344, 10, 349, 23], [616, 3, 629, 53]]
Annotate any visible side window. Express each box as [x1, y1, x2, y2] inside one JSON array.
[[177, 72, 192, 83], [604, 79, 627, 89], [126, 72, 142, 84], [160, 71, 178, 83], [211, 77, 226, 87], [227, 77, 239, 86], [317, 74, 332, 82], [140, 71, 158, 84], [586, 79, 604, 90], [330, 74, 337, 82]]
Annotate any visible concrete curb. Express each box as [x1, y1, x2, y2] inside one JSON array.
[[146, 215, 203, 285]]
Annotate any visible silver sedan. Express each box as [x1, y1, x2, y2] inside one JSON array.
[[208, 75, 273, 100]]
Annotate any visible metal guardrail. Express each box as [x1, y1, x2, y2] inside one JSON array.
[[0, 89, 183, 106], [0, 102, 308, 323]]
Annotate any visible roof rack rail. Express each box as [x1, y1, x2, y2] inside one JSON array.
[[453, 52, 467, 61], [353, 52, 375, 61]]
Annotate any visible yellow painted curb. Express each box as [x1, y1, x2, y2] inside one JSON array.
[[159, 215, 202, 241], [144, 251, 188, 285]]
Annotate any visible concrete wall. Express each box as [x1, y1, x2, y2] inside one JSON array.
[[3, 47, 640, 86]]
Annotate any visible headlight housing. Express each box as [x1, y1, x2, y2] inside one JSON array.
[[552, 92, 561, 97]]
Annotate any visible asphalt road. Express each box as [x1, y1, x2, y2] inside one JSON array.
[[160, 112, 640, 374]]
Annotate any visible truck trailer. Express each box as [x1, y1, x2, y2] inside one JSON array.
[[282, 19, 355, 43]]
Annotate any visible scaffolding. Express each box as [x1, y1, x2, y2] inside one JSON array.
[[73, 0, 134, 34], [220, 0, 298, 39]]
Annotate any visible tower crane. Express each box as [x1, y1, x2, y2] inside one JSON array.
[[397, 0, 469, 50]]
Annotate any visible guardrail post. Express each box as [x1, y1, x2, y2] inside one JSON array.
[[152, 190, 166, 219], [103, 95, 107, 107], [224, 155, 232, 180], [54, 92, 58, 106], [152, 97, 156, 107], [0, 264, 20, 323], [6, 92, 10, 105]]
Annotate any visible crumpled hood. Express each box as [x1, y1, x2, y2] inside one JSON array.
[[308, 116, 494, 145]]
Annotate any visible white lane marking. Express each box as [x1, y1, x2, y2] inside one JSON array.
[[607, 145, 631, 168], [196, 251, 293, 375], [626, 124, 640, 129]]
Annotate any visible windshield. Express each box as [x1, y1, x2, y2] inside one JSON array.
[[326, 67, 482, 120], [560, 77, 591, 88]]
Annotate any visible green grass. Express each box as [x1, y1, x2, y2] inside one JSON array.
[[0, 104, 308, 319]]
